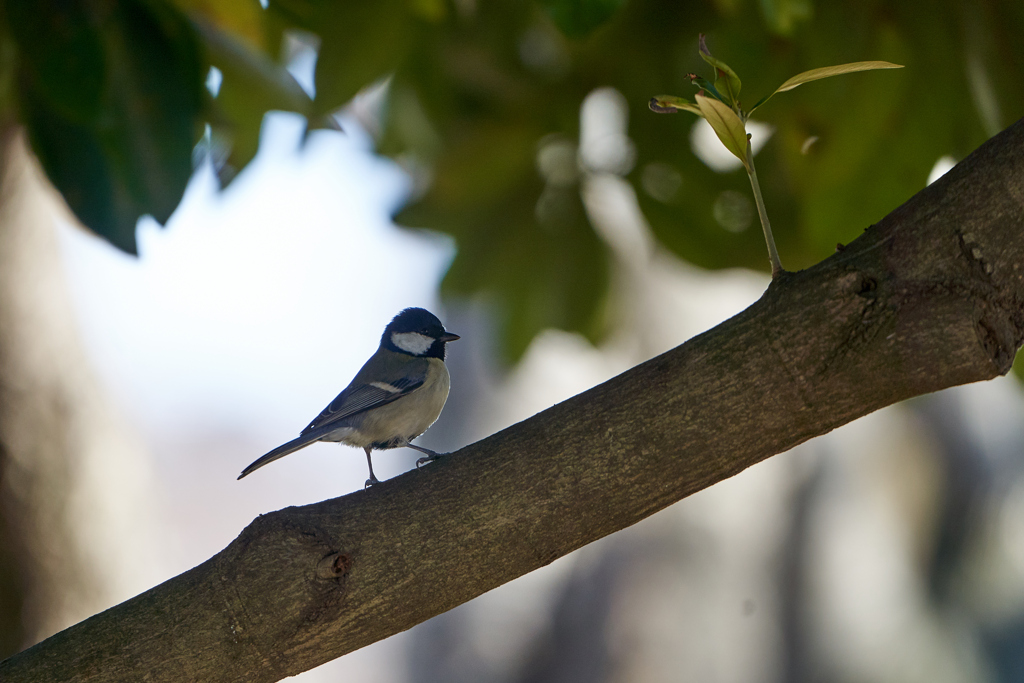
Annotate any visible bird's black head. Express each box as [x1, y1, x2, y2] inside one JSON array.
[[382, 307, 460, 358]]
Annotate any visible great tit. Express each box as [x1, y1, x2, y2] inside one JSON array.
[[238, 307, 459, 487]]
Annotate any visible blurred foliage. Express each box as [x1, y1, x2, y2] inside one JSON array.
[[4, 0, 206, 253], [0, 0, 1022, 359], [539, 0, 629, 38]]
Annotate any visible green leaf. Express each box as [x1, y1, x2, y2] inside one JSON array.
[[17, 0, 204, 254], [695, 92, 750, 172], [22, 90, 129, 247], [750, 60, 904, 112], [698, 34, 742, 106], [397, 121, 609, 362], [687, 73, 728, 104], [264, 0, 416, 117], [649, 95, 703, 115], [538, 0, 628, 39], [192, 18, 312, 183], [5, 0, 105, 122], [775, 60, 904, 92], [300, 0, 414, 116]]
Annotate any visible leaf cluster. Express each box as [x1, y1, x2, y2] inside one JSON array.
[[651, 34, 902, 174], [0, 0, 313, 253], [2, 0, 1023, 363]]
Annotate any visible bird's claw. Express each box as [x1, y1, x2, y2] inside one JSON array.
[[364, 476, 380, 489], [415, 454, 443, 469]]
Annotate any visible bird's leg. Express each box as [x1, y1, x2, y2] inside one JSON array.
[[364, 447, 380, 488], [408, 443, 445, 468]]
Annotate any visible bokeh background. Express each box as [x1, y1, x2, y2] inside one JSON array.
[[1, 1, 1024, 681]]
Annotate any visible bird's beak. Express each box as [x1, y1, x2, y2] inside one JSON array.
[[439, 332, 460, 342]]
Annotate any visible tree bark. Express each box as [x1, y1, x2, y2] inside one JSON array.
[[2, 117, 1023, 683]]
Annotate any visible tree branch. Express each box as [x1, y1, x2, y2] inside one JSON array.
[[4, 118, 1024, 683]]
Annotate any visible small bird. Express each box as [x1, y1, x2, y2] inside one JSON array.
[[238, 308, 459, 487]]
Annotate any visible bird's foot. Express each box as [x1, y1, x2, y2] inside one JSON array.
[[408, 443, 445, 469], [415, 453, 444, 469], [364, 475, 381, 489]]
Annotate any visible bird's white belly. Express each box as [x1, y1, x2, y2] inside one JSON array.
[[338, 359, 450, 449]]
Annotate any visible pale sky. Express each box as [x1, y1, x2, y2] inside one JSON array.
[[58, 113, 453, 439]]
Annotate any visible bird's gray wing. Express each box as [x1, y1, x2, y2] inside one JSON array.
[[238, 374, 424, 480], [301, 374, 425, 434]]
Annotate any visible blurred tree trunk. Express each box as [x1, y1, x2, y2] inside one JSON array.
[[0, 129, 156, 657]]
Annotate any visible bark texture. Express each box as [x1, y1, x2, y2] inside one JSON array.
[[2, 118, 1024, 683]]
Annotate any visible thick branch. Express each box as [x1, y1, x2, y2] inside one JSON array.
[[3, 119, 1024, 683]]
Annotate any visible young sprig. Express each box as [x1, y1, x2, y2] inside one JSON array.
[[650, 34, 903, 278]]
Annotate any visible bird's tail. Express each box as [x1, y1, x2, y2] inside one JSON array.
[[237, 433, 322, 480]]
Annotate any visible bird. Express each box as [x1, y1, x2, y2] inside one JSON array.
[[238, 307, 459, 487]]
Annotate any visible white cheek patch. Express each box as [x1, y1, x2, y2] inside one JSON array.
[[391, 331, 433, 355], [370, 381, 402, 393]]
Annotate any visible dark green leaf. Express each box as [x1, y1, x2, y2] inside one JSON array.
[[538, 0, 628, 39], [698, 34, 741, 106], [405, 183, 609, 362], [5, 0, 105, 122], [394, 119, 608, 361], [21, 85, 131, 249], [688, 73, 728, 104], [17, 0, 204, 253], [266, 0, 415, 116], [0, 38, 16, 120], [192, 18, 312, 183]]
